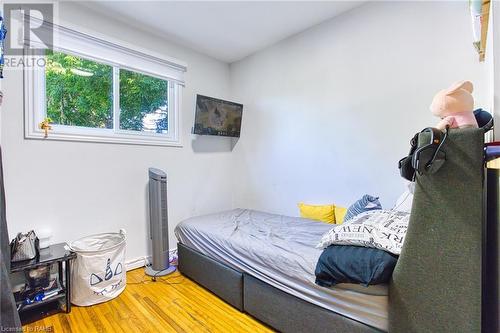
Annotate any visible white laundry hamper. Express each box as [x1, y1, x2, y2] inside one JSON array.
[[70, 230, 126, 306]]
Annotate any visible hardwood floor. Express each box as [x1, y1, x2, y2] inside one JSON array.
[[24, 268, 274, 333]]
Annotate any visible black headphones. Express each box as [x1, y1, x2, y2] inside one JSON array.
[[412, 127, 448, 174], [399, 127, 448, 181]]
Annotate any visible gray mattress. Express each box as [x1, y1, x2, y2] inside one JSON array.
[[174, 209, 388, 331]]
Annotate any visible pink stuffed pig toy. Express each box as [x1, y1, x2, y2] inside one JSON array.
[[430, 80, 478, 130]]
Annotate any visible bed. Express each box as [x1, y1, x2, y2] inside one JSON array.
[[175, 128, 485, 333], [175, 209, 388, 331]]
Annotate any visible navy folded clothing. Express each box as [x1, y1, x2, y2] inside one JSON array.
[[315, 245, 397, 287]]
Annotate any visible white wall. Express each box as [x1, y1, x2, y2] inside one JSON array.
[[229, 1, 490, 215], [2, 2, 234, 264]]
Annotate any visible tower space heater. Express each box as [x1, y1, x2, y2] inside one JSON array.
[[145, 168, 176, 277]]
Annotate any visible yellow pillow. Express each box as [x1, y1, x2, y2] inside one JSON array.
[[334, 206, 348, 224], [298, 203, 335, 224]]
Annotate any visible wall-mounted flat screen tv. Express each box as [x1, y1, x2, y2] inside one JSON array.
[[193, 95, 243, 137]]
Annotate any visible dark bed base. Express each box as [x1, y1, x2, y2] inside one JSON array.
[[177, 241, 243, 310], [178, 243, 382, 333]]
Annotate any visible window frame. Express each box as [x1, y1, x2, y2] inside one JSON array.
[[23, 19, 185, 147]]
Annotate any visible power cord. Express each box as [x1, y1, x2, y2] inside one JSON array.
[[391, 190, 412, 213], [127, 275, 184, 285], [151, 266, 174, 282], [127, 265, 184, 286]]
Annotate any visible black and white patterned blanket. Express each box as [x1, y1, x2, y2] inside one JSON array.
[[317, 210, 410, 255]]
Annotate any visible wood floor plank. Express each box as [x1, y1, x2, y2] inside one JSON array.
[[58, 315, 72, 333], [99, 301, 127, 333], [22, 268, 274, 333], [137, 276, 216, 332], [143, 296, 187, 332], [168, 284, 248, 332], [169, 276, 270, 332], [145, 275, 238, 332], [122, 291, 171, 332], [70, 306, 93, 333], [86, 306, 112, 333]]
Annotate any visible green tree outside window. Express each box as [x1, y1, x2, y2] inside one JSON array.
[[45, 51, 169, 133]]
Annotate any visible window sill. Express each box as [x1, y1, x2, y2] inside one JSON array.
[[25, 129, 183, 147]]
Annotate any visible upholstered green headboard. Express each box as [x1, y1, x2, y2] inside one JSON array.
[[389, 128, 484, 333]]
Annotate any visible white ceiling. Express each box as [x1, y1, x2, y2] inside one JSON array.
[[78, 1, 365, 63]]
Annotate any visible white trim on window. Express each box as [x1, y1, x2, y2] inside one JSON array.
[[23, 16, 185, 147], [23, 15, 186, 84]]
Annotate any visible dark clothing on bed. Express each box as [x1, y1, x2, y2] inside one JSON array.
[[315, 245, 397, 287]]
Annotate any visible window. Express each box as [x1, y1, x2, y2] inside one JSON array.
[[46, 52, 114, 129], [24, 20, 186, 146], [119, 68, 169, 134], [45, 52, 170, 134]]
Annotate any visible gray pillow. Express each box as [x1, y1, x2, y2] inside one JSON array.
[[343, 194, 382, 223]]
